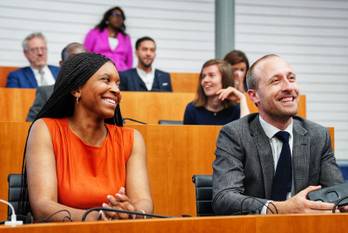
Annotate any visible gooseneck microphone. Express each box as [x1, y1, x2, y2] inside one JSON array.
[[81, 207, 169, 221]]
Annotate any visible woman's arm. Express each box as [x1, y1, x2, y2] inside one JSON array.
[[26, 119, 99, 222], [83, 29, 96, 52], [103, 129, 153, 219], [125, 129, 153, 213], [125, 35, 133, 69]]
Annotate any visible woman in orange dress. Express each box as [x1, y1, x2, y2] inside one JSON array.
[[25, 53, 152, 221]]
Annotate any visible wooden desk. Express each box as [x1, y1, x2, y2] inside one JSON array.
[[121, 92, 306, 123], [0, 123, 335, 220], [0, 66, 17, 87], [0, 214, 348, 233], [171, 72, 199, 92], [0, 88, 35, 122], [0, 69, 198, 90], [0, 88, 306, 122]]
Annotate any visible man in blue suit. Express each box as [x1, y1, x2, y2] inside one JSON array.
[[6, 32, 59, 88], [120, 36, 172, 92]]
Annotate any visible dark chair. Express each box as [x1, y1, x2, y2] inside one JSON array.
[[192, 175, 214, 216], [7, 173, 32, 223], [158, 120, 183, 125]]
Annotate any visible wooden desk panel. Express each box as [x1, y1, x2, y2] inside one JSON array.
[[1, 214, 348, 233], [0, 88, 35, 122], [0, 66, 18, 87], [0, 88, 306, 122], [170, 72, 199, 93], [121, 92, 306, 124]]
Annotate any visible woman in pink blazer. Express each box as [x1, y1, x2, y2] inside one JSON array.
[[84, 6, 133, 71]]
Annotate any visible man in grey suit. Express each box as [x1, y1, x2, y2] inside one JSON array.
[[212, 54, 344, 215], [26, 42, 86, 121]]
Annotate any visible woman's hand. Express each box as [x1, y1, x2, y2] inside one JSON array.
[[102, 187, 137, 220], [216, 87, 250, 117], [217, 86, 245, 103]]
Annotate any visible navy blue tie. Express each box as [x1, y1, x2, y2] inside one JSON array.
[[271, 131, 292, 201]]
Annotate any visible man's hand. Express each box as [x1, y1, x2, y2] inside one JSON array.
[[268, 186, 335, 214]]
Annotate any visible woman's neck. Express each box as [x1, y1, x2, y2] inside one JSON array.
[[69, 111, 107, 146], [108, 27, 119, 38], [205, 96, 223, 112]]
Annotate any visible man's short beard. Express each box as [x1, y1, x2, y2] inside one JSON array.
[[140, 61, 152, 68]]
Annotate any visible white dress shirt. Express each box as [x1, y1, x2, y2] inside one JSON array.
[[259, 115, 294, 214], [136, 67, 155, 91], [31, 65, 55, 86]]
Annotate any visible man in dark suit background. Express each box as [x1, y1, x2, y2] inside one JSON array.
[[212, 54, 344, 215], [6, 32, 59, 88], [26, 42, 86, 121], [119, 36, 172, 92]]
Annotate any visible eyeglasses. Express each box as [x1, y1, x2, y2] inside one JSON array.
[[110, 12, 123, 18], [27, 47, 47, 54]]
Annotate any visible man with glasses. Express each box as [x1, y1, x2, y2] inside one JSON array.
[[6, 32, 59, 88]]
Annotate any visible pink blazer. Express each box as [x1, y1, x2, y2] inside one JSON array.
[[83, 28, 133, 71]]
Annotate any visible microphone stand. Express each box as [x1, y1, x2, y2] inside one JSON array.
[[81, 207, 170, 221]]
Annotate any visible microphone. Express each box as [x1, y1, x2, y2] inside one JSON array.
[[123, 117, 147, 125], [0, 199, 23, 226], [81, 207, 170, 221]]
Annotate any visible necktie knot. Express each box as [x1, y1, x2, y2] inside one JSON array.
[[274, 131, 290, 143], [38, 69, 46, 86], [38, 69, 44, 76]]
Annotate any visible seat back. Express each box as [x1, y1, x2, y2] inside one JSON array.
[[192, 175, 214, 216], [7, 173, 31, 222]]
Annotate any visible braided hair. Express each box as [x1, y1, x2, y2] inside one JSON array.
[[36, 52, 123, 125], [19, 53, 123, 219]]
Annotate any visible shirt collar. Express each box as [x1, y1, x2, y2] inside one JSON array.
[[30, 65, 49, 73], [136, 67, 154, 76], [259, 115, 293, 139]]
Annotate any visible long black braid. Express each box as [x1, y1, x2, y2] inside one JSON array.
[[19, 53, 123, 219]]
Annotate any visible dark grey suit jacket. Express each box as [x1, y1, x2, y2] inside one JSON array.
[[212, 113, 343, 215], [119, 68, 172, 92], [26, 85, 54, 121]]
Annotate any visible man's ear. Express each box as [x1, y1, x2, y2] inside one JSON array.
[[247, 89, 260, 107]]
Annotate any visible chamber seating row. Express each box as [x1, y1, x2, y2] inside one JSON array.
[[0, 88, 307, 122], [0, 123, 334, 220], [0, 66, 199, 92]]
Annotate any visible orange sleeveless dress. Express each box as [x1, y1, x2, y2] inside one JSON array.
[[43, 118, 134, 209]]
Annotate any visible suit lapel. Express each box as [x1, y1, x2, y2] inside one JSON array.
[[134, 69, 148, 91], [151, 70, 159, 91], [250, 116, 274, 198], [24, 67, 37, 87], [292, 119, 309, 193]]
